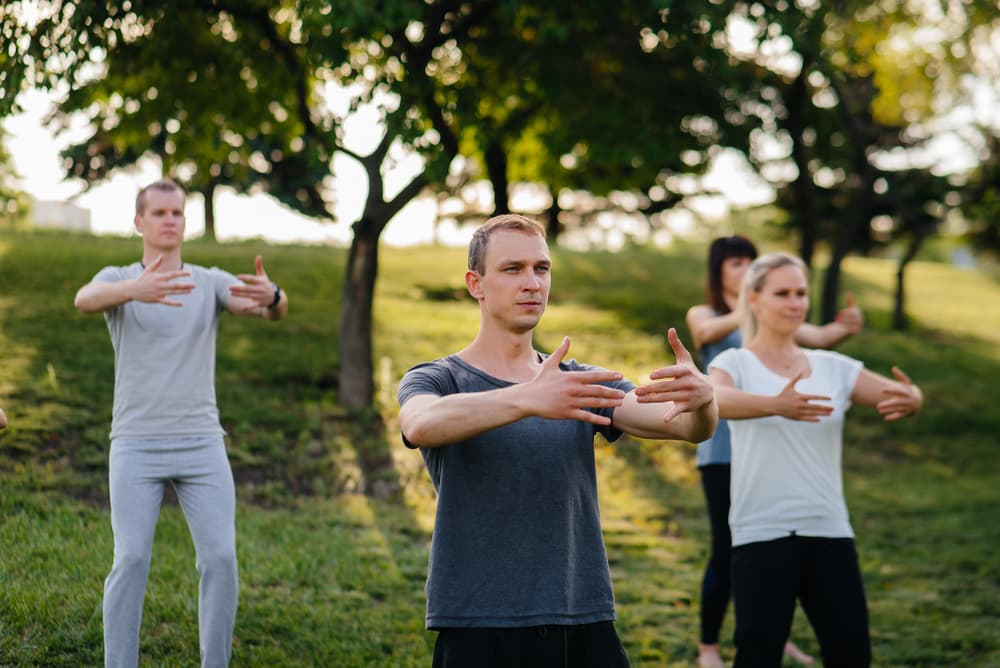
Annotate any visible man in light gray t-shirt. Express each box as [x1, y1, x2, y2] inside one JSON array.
[[397, 214, 718, 668], [74, 179, 289, 668]]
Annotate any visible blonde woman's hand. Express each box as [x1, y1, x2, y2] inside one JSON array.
[[771, 371, 833, 422]]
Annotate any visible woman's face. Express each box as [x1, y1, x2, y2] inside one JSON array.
[[750, 263, 809, 335], [721, 255, 753, 296]]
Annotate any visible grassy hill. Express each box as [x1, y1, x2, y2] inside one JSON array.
[[1, 229, 998, 666]]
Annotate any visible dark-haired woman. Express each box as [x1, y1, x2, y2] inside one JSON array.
[[685, 236, 862, 668]]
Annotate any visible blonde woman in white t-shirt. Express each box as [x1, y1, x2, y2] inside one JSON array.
[[705, 252, 922, 668]]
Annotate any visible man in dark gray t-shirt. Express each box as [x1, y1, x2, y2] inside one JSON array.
[[74, 179, 288, 668], [397, 214, 718, 668]]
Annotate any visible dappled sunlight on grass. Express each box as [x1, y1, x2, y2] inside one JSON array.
[[842, 257, 1000, 353], [2, 231, 1000, 665]]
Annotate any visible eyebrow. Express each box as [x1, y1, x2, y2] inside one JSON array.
[[496, 257, 550, 268]]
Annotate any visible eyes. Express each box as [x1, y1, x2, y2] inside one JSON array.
[[771, 288, 808, 298], [149, 208, 183, 218], [502, 264, 549, 275]]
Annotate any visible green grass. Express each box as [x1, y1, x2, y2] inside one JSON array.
[[1, 229, 999, 666]]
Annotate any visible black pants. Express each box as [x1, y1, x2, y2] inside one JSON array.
[[732, 535, 871, 668], [432, 621, 630, 668], [699, 464, 732, 644]]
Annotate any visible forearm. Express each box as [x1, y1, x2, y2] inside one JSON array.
[[0, 408, 7, 430], [692, 311, 740, 347], [795, 321, 852, 348], [661, 398, 718, 443], [715, 386, 779, 419], [399, 386, 530, 448], [614, 392, 718, 442], [74, 281, 133, 313]]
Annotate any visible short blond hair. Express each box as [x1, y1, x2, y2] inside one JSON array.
[[468, 214, 547, 274], [136, 179, 185, 216]]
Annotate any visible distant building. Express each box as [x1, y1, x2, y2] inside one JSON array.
[[30, 197, 92, 232]]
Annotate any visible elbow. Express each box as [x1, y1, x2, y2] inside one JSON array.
[[692, 423, 715, 444], [693, 404, 719, 443], [399, 414, 433, 448], [74, 289, 97, 314]]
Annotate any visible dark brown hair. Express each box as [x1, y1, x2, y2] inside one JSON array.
[[706, 235, 758, 313]]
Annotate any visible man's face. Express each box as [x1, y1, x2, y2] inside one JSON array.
[[135, 188, 185, 250], [471, 229, 551, 334]]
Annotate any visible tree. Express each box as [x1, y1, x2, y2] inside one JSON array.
[[47, 3, 330, 241], [962, 131, 1000, 255], [438, 1, 755, 242], [0, 0, 506, 410], [726, 1, 997, 323]]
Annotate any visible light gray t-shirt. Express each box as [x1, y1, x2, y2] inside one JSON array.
[[709, 348, 863, 547], [397, 354, 635, 629], [94, 262, 239, 440]]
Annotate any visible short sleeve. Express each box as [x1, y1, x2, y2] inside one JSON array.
[[708, 347, 743, 388], [398, 361, 458, 408], [560, 357, 636, 444], [93, 266, 124, 283], [397, 360, 458, 449], [208, 267, 240, 313], [828, 350, 864, 398]]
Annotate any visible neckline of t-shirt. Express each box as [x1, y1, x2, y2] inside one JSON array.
[[446, 352, 546, 387], [743, 347, 814, 381], [138, 261, 187, 270]]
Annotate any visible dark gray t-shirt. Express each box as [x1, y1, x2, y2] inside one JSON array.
[[397, 354, 636, 629], [94, 262, 239, 440]]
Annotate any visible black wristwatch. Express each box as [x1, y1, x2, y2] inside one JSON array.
[[267, 283, 282, 309]]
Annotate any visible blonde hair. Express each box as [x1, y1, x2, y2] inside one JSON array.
[[135, 179, 185, 216], [738, 252, 809, 342], [468, 214, 546, 274]]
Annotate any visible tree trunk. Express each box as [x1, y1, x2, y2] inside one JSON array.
[[893, 222, 931, 330], [822, 73, 879, 323], [821, 186, 873, 323], [338, 220, 379, 410], [546, 186, 562, 240], [786, 61, 818, 268], [485, 140, 509, 215], [201, 183, 217, 241]]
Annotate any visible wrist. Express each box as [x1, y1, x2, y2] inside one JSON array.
[[267, 283, 281, 309], [124, 278, 140, 302]]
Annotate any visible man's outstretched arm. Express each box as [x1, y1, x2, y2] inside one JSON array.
[[227, 255, 288, 321], [616, 328, 718, 443], [74, 256, 194, 313], [400, 337, 626, 448]]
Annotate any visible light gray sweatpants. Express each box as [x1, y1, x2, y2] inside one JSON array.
[[104, 436, 238, 668]]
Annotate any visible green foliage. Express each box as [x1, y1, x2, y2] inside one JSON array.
[[2, 231, 1000, 665]]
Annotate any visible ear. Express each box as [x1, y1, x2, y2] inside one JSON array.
[[133, 215, 143, 235], [465, 269, 484, 301]]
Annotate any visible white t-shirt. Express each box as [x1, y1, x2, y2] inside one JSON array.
[[709, 348, 864, 547]]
